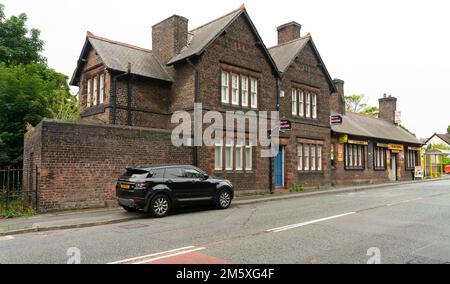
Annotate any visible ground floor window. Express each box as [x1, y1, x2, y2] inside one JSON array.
[[345, 144, 365, 170], [215, 136, 253, 172], [406, 150, 419, 170], [297, 140, 324, 172], [374, 147, 387, 170]]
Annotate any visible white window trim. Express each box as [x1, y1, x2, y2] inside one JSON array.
[[93, 76, 98, 106], [299, 91, 304, 117], [245, 142, 253, 171], [318, 145, 323, 171], [250, 78, 258, 109], [225, 139, 234, 171], [231, 73, 239, 106], [312, 94, 317, 119], [99, 74, 105, 104], [241, 76, 249, 107], [236, 140, 244, 171], [221, 71, 229, 104], [311, 145, 316, 171], [305, 92, 311, 118], [304, 144, 309, 171], [297, 144, 303, 171], [215, 138, 223, 171], [87, 79, 92, 107], [292, 89, 298, 115]]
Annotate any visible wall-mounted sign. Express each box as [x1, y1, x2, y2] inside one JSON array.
[[376, 143, 389, 148], [280, 119, 292, 131], [338, 135, 348, 144], [330, 115, 343, 125], [388, 144, 404, 151], [408, 146, 421, 151], [348, 140, 369, 146]]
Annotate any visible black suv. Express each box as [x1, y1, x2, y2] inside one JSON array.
[[116, 165, 234, 217]]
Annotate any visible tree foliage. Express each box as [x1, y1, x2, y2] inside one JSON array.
[[447, 125, 450, 133], [345, 94, 379, 117], [0, 4, 78, 167]]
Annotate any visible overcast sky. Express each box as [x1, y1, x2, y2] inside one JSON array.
[[2, 0, 449, 139]]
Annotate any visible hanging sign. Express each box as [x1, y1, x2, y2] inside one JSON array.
[[338, 135, 348, 144]]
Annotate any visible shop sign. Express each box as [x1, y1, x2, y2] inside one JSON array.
[[338, 144, 344, 162], [408, 146, 421, 151], [338, 135, 348, 144], [376, 143, 389, 148], [348, 140, 369, 146], [388, 144, 404, 151], [414, 166, 424, 179]]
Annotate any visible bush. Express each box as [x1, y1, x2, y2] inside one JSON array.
[[291, 183, 304, 193], [0, 198, 36, 219]]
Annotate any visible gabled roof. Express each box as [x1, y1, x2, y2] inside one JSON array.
[[70, 33, 173, 86], [331, 111, 422, 145], [167, 6, 279, 75], [425, 133, 450, 145], [268, 35, 337, 92]]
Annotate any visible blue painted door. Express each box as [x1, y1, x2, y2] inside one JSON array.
[[274, 146, 284, 188]]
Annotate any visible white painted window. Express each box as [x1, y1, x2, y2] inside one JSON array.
[[215, 138, 223, 171], [299, 91, 304, 117], [297, 144, 303, 171], [87, 79, 92, 107], [311, 145, 316, 171], [99, 74, 105, 104], [305, 92, 311, 118], [225, 139, 234, 171], [292, 89, 298, 115], [250, 78, 258, 108], [236, 140, 244, 170], [93, 76, 98, 106], [358, 146, 363, 167], [317, 145, 323, 171], [245, 142, 253, 171], [241, 76, 249, 107], [312, 94, 317, 119], [304, 144, 310, 171], [232, 73, 239, 105], [349, 145, 353, 167], [221, 71, 229, 104]]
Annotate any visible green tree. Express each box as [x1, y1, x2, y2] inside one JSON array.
[[0, 4, 44, 65], [447, 125, 450, 133], [0, 4, 78, 167], [345, 94, 379, 117]]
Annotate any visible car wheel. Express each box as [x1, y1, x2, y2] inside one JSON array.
[[149, 194, 171, 218], [121, 206, 140, 213], [216, 189, 232, 209]]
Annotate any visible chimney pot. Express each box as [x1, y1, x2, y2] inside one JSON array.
[[379, 95, 398, 124]]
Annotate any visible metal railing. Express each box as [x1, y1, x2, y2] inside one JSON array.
[[0, 166, 38, 212]]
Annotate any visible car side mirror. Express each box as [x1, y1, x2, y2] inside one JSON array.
[[203, 174, 209, 180]]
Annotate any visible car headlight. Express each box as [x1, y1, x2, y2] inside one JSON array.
[[134, 182, 148, 190]]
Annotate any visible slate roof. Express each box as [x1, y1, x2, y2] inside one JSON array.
[[167, 6, 279, 74], [331, 111, 422, 145], [268, 36, 336, 92], [70, 33, 173, 86], [426, 133, 450, 145], [167, 8, 244, 65]]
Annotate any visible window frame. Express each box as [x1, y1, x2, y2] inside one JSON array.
[[99, 74, 105, 104], [231, 73, 240, 106], [221, 71, 230, 104], [345, 144, 366, 170], [241, 76, 249, 108], [86, 79, 92, 107], [250, 78, 258, 109]]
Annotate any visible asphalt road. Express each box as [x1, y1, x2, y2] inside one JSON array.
[[1, 179, 450, 264]]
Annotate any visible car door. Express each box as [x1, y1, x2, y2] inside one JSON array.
[[164, 167, 191, 200], [183, 167, 215, 200]]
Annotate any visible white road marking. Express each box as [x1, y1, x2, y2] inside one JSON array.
[[132, 247, 206, 264], [108, 246, 198, 264], [267, 212, 356, 233], [0, 236, 15, 241]]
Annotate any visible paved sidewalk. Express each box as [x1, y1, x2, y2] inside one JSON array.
[[1, 176, 449, 237]]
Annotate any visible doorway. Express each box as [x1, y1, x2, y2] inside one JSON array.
[[274, 146, 285, 188], [390, 153, 398, 181]]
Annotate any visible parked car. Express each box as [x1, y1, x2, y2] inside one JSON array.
[[116, 165, 234, 217]]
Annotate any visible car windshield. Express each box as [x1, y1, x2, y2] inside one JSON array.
[[123, 169, 150, 179]]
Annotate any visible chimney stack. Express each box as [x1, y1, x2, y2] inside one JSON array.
[[152, 15, 188, 64], [277, 22, 302, 45], [331, 79, 346, 114], [379, 95, 397, 124]]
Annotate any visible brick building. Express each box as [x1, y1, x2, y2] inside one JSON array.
[[329, 82, 423, 185], [69, 6, 337, 193], [24, 5, 423, 212]]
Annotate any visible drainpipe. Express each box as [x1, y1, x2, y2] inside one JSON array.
[[127, 63, 133, 126], [111, 63, 131, 125], [187, 58, 199, 167], [269, 79, 282, 194]]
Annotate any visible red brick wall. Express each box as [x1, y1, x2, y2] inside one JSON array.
[[24, 120, 193, 213]]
